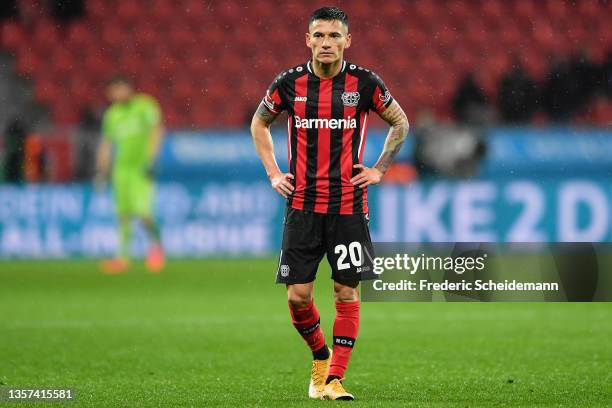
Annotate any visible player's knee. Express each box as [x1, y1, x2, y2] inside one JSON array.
[[333, 282, 359, 302], [286, 282, 314, 309], [287, 291, 312, 309]]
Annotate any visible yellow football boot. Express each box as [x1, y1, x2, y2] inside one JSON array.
[[308, 348, 332, 399], [323, 378, 354, 401]]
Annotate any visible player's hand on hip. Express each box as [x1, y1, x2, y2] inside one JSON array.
[[270, 172, 294, 199], [350, 164, 383, 188]]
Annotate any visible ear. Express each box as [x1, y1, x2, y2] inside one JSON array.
[[345, 33, 351, 49], [305, 32, 312, 49]]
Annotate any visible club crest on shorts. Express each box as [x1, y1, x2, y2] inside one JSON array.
[[280, 265, 290, 277], [341, 91, 360, 107]]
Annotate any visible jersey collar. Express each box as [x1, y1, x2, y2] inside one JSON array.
[[306, 60, 347, 77]]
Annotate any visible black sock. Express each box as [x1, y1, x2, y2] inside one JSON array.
[[326, 375, 341, 384], [312, 344, 330, 360]]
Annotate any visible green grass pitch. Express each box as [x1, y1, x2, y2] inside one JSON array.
[[1, 259, 610, 407]]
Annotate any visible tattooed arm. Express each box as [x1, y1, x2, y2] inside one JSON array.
[[350, 100, 410, 188], [250, 102, 295, 198], [374, 100, 410, 173]]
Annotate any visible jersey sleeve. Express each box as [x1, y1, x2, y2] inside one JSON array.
[[140, 95, 162, 127], [261, 73, 286, 114], [369, 72, 394, 114], [102, 109, 114, 141]]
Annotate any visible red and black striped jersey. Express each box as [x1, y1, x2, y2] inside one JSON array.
[[262, 60, 394, 215]]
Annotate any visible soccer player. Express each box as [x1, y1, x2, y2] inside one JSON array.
[[95, 76, 165, 274], [251, 7, 409, 401]]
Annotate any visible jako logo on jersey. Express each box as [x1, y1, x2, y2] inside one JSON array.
[[294, 115, 357, 129], [294, 96, 307, 102], [341, 91, 360, 107]]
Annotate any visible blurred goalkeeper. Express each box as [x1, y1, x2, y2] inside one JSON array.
[[95, 75, 165, 274]]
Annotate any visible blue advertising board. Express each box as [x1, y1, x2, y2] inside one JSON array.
[[0, 182, 282, 258], [370, 179, 612, 243], [1, 127, 610, 257], [156, 127, 612, 181], [483, 128, 612, 177], [0, 178, 611, 258]]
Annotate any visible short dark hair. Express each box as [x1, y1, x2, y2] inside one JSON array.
[[309, 6, 348, 28], [107, 74, 133, 87]]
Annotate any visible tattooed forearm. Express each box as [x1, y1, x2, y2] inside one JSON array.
[[374, 101, 410, 174], [251, 102, 282, 180], [374, 132, 405, 173], [254, 102, 279, 126]]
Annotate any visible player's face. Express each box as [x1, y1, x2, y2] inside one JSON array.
[[106, 82, 133, 103], [306, 20, 351, 65]]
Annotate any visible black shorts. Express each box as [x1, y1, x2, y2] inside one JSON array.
[[276, 208, 376, 285]]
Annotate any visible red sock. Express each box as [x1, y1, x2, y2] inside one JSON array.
[[329, 300, 360, 379], [289, 301, 326, 352]]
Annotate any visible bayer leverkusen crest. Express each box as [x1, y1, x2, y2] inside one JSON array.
[[341, 91, 360, 107]]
